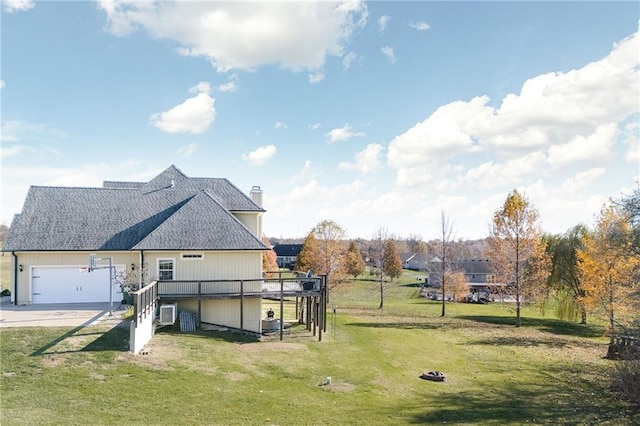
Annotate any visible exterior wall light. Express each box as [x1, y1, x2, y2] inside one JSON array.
[[131, 263, 135, 271], [19, 264, 23, 272]]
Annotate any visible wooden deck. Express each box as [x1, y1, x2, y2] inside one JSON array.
[[144, 276, 328, 341], [156, 277, 323, 300]]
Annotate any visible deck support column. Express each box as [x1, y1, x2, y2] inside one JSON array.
[[240, 281, 244, 337], [197, 281, 202, 328], [279, 278, 284, 341], [312, 296, 317, 336], [322, 275, 328, 333]]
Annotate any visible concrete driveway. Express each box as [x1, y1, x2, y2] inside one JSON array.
[[0, 302, 128, 328]]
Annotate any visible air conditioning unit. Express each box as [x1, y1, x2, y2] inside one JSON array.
[[158, 304, 177, 325]]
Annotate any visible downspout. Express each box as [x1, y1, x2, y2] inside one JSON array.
[[11, 252, 17, 305], [139, 251, 144, 288]]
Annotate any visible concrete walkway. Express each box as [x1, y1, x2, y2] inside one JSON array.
[[0, 302, 128, 328]]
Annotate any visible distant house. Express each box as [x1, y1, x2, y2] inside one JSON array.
[[273, 244, 302, 269], [401, 253, 429, 271], [3, 165, 271, 333], [454, 259, 494, 285]]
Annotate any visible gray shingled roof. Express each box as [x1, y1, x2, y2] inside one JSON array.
[[3, 165, 267, 252], [103, 181, 145, 189]]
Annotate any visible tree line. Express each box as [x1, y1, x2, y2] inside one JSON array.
[[263, 183, 639, 340]]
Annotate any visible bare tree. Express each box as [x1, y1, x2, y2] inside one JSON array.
[[438, 210, 455, 317], [371, 227, 389, 309], [311, 220, 347, 296]]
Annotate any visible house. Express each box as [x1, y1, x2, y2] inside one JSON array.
[[400, 252, 429, 271], [2, 165, 271, 333], [454, 259, 494, 285], [273, 244, 302, 269]]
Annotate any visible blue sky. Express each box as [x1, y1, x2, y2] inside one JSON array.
[[1, 1, 639, 240]]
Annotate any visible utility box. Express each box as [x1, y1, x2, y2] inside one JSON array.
[[158, 304, 177, 325]]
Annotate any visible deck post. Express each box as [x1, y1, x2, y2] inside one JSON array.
[[240, 280, 244, 337], [306, 297, 312, 331], [322, 276, 328, 333], [312, 296, 317, 336], [279, 278, 284, 341], [318, 289, 323, 342], [197, 281, 202, 328]]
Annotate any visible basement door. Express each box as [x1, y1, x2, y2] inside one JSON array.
[[31, 267, 124, 304]]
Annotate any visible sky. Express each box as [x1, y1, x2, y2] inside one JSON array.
[[1, 1, 639, 241]]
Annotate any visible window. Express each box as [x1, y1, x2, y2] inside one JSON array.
[[181, 253, 204, 260], [158, 259, 175, 280]]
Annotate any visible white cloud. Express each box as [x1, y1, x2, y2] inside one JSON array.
[[309, 123, 321, 130], [177, 143, 199, 157], [0, 80, 5, 89], [381, 46, 395, 63], [409, 21, 430, 31], [626, 138, 640, 163], [0, 145, 26, 159], [388, 25, 639, 188], [547, 123, 617, 167], [274, 122, 287, 129], [378, 15, 390, 32], [217, 81, 237, 92], [150, 83, 215, 134], [339, 143, 384, 173], [342, 51, 357, 69], [325, 124, 365, 143], [98, 1, 368, 73], [387, 97, 486, 170], [242, 144, 277, 165], [561, 168, 606, 192], [0, 120, 66, 142], [309, 72, 325, 84], [188, 81, 211, 94], [622, 120, 640, 163], [461, 152, 546, 189], [3, 0, 34, 13]]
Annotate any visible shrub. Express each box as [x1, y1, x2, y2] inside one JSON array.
[[611, 359, 640, 406], [1, 289, 11, 296]]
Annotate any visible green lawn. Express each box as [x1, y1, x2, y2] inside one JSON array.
[[1, 271, 637, 425], [0, 251, 11, 293]]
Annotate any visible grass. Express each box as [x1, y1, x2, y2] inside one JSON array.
[[1, 270, 638, 425]]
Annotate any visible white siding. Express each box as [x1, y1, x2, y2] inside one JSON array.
[[233, 212, 262, 238], [177, 298, 261, 334], [144, 251, 262, 282]]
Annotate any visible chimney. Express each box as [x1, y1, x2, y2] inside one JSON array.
[[250, 185, 263, 208]]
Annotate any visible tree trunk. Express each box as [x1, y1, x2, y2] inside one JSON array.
[[379, 274, 384, 309], [441, 261, 446, 317], [580, 309, 587, 325]]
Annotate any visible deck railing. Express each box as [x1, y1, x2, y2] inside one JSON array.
[[132, 280, 158, 328], [157, 277, 322, 298]]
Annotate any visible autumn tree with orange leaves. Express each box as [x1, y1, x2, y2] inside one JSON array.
[[487, 189, 551, 327], [261, 236, 279, 279], [577, 203, 639, 342]]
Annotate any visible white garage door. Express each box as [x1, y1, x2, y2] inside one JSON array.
[[32, 267, 124, 304]]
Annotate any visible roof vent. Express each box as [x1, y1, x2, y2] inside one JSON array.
[[170, 180, 175, 188]]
